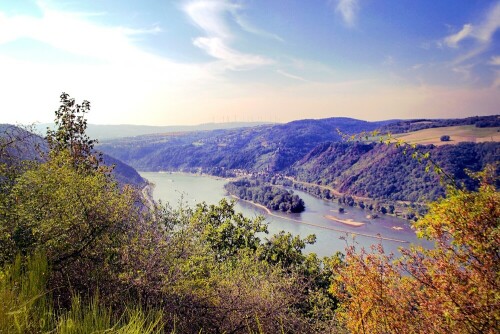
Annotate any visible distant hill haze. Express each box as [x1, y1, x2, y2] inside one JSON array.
[[34, 122, 271, 140]]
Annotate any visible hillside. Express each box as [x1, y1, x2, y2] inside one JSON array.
[[98, 117, 387, 173], [0, 124, 146, 188], [290, 141, 499, 203]]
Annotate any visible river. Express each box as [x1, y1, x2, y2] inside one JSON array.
[[140, 172, 431, 257]]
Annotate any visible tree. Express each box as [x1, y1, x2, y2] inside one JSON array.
[[191, 198, 268, 261], [0, 94, 144, 303], [332, 166, 499, 333], [440, 135, 451, 142], [46, 92, 103, 171], [10, 150, 138, 267]]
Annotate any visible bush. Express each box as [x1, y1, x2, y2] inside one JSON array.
[[332, 168, 500, 333]]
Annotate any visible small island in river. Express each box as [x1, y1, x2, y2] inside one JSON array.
[[225, 178, 305, 213]]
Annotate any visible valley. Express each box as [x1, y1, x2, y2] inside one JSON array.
[[98, 115, 499, 217]]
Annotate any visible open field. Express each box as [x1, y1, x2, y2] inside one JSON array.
[[393, 125, 500, 146]]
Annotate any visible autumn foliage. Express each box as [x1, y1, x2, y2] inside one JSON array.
[[332, 166, 499, 333]]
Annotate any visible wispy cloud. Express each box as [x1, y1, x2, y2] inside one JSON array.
[[275, 69, 310, 82], [383, 55, 395, 66], [452, 64, 477, 82], [440, 1, 500, 87], [183, 0, 274, 70], [233, 15, 284, 42], [332, 0, 359, 27], [0, 5, 161, 64], [492, 70, 500, 88], [444, 23, 473, 48], [473, 2, 500, 43], [442, 2, 500, 60], [194, 37, 273, 70], [489, 55, 500, 66]]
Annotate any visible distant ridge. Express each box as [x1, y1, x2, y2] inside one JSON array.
[[34, 122, 272, 140]]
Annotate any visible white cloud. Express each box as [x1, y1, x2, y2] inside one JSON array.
[[183, 0, 274, 70], [442, 2, 500, 52], [275, 69, 310, 82], [473, 2, 500, 43], [0, 5, 163, 65], [444, 23, 473, 48], [0, 2, 214, 125], [333, 0, 359, 27], [183, 0, 238, 40], [489, 55, 500, 65], [440, 1, 500, 88], [233, 15, 284, 42], [383, 55, 395, 66], [193, 37, 273, 69]]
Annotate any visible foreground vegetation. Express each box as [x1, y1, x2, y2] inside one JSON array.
[[1, 94, 498, 333]]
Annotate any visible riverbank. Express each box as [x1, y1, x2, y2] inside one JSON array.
[[141, 182, 156, 209]]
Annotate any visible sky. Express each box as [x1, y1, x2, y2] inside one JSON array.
[[0, 0, 499, 126]]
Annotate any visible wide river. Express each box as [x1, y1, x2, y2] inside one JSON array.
[[140, 172, 431, 257]]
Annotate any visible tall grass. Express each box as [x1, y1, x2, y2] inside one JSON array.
[[0, 252, 54, 333], [0, 253, 287, 334], [0, 253, 164, 334], [56, 294, 164, 334]]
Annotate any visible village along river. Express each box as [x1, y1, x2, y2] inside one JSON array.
[[140, 172, 432, 257]]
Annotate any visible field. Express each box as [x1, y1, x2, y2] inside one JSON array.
[[393, 125, 500, 146]]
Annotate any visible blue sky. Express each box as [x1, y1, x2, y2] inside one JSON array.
[[0, 0, 499, 125]]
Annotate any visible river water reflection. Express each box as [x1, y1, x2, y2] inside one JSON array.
[[140, 172, 431, 257]]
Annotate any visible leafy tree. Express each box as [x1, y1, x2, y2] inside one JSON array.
[[9, 150, 138, 268], [440, 135, 451, 142], [258, 231, 316, 269], [46, 92, 103, 171], [191, 198, 268, 261]]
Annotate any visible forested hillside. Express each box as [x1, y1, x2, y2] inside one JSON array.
[[0, 124, 146, 188], [290, 141, 499, 202], [98, 117, 386, 173]]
